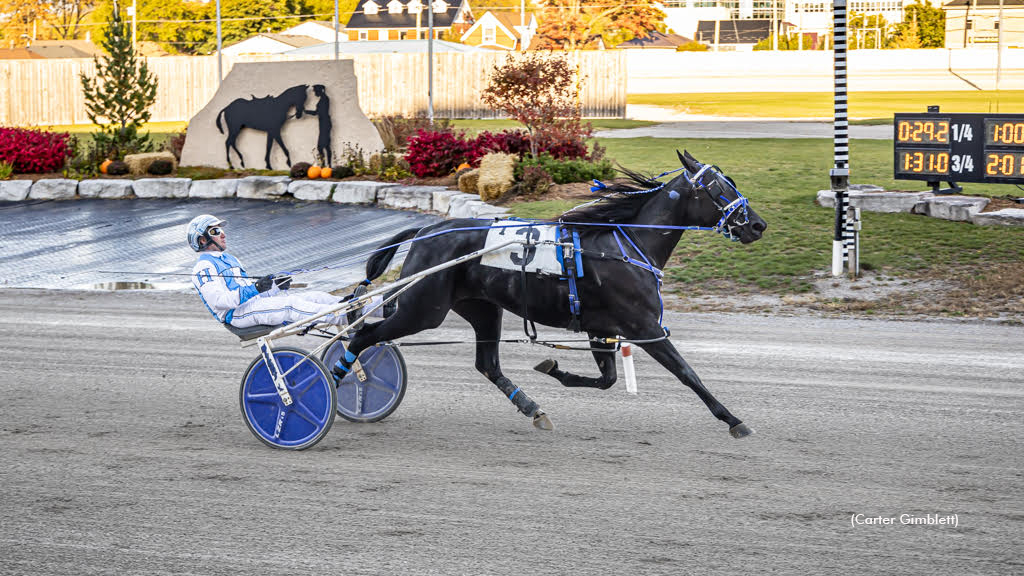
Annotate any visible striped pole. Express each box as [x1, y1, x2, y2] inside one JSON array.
[[831, 0, 855, 276]]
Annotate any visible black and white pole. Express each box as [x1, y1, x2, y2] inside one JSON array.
[[831, 0, 859, 276]]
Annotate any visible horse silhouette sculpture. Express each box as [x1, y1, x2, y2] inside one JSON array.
[[216, 84, 309, 170]]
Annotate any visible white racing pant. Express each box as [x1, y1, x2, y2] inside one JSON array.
[[228, 289, 384, 329]]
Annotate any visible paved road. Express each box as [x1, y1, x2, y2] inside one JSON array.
[[1, 289, 1020, 575]]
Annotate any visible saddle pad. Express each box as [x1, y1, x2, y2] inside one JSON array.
[[481, 221, 562, 275]]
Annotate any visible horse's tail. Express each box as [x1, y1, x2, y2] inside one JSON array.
[[216, 106, 227, 134], [365, 227, 421, 282]]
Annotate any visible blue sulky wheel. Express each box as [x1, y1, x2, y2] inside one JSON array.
[[238, 347, 337, 450], [322, 341, 407, 423]]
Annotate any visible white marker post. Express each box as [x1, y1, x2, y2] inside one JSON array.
[[622, 343, 637, 395]]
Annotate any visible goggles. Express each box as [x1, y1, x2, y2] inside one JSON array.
[[206, 226, 225, 237]]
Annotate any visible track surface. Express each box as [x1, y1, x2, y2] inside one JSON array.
[[1, 289, 1020, 575]]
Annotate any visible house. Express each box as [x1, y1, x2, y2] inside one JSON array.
[[528, 34, 606, 50], [222, 33, 325, 57], [943, 0, 1024, 48], [615, 30, 696, 49], [460, 10, 537, 50], [279, 21, 348, 43], [284, 39, 484, 55], [345, 0, 474, 41], [0, 48, 45, 59]]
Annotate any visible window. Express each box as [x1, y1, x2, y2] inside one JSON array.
[[483, 24, 496, 44], [359, 30, 368, 40], [432, 0, 448, 13], [408, 0, 424, 13], [387, 0, 403, 14], [363, 1, 379, 15]]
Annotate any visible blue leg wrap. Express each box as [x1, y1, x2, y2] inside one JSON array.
[[509, 387, 520, 400], [334, 361, 350, 374], [344, 349, 357, 363]]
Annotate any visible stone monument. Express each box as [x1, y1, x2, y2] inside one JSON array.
[[180, 60, 384, 170]]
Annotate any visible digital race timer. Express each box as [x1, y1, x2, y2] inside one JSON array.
[[893, 113, 1024, 185]]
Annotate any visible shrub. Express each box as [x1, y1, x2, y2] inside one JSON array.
[[290, 162, 312, 178], [516, 154, 615, 185], [165, 130, 186, 160], [520, 165, 553, 195], [473, 130, 532, 160], [676, 42, 709, 51], [404, 129, 474, 177], [0, 127, 73, 173], [331, 164, 354, 179], [106, 160, 129, 175], [147, 159, 174, 175], [0, 161, 12, 180]]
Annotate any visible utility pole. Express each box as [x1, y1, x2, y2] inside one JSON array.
[[334, 0, 339, 60], [127, 0, 137, 52], [428, 0, 434, 125], [216, 0, 223, 85], [997, 0, 1004, 90], [772, 0, 778, 50]]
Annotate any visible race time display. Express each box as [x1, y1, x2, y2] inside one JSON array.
[[893, 113, 1024, 185]]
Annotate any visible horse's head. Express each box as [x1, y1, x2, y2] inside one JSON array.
[[674, 150, 766, 244], [283, 84, 309, 119]]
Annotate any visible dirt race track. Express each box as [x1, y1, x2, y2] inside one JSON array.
[[0, 289, 1020, 576]]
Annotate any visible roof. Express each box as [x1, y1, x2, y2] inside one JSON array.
[[0, 48, 46, 60], [695, 20, 771, 45], [944, 0, 1024, 7], [258, 34, 325, 48], [347, 0, 470, 29], [491, 11, 535, 37], [26, 40, 104, 58], [616, 30, 694, 49], [284, 39, 484, 55]]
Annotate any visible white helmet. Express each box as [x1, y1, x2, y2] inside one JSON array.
[[186, 214, 225, 252]]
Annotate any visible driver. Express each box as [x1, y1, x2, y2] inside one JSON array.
[[187, 214, 388, 329]]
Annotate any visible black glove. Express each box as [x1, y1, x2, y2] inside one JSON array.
[[273, 275, 292, 291], [254, 275, 275, 293]]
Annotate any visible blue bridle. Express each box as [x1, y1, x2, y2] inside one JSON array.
[[586, 163, 751, 242]]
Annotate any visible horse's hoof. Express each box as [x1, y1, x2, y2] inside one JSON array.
[[532, 411, 554, 431], [534, 359, 558, 375], [729, 423, 754, 439]]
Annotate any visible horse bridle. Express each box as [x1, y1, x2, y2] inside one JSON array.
[[686, 164, 751, 242]]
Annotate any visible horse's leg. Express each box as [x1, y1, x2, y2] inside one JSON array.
[[534, 334, 617, 390], [453, 299, 552, 430], [264, 132, 275, 170], [276, 133, 291, 168], [638, 339, 752, 439], [230, 131, 245, 168], [224, 132, 234, 169]]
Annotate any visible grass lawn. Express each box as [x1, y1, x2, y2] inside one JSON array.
[[510, 137, 1024, 298], [451, 118, 655, 134], [628, 91, 1024, 120]]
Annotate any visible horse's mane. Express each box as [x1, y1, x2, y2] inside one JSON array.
[[556, 166, 666, 225]]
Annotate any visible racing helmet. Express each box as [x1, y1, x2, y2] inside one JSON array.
[[186, 214, 225, 252]]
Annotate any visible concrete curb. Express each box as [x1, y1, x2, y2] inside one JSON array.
[[0, 177, 511, 221], [817, 188, 1022, 227]]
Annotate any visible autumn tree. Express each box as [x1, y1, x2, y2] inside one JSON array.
[[891, 0, 944, 48], [533, 0, 665, 50]]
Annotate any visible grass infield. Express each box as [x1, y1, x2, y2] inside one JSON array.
[[627, 91, 1024, 121]]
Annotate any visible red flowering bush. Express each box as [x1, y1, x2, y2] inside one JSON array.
[[404, 129, 474, 177], [0, 127, 73, 173], [473, 130, 532, 161]]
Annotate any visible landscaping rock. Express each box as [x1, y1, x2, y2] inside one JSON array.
[[29, 179, 77, 200], [971, 208, 1024, 227], [133, 178, 191, 199], [912, 196, 990, 221], [236, 176, 290, 199], [289, 180, 335, 201], [817, 189, 933, 213], [331, 181, 394, 204], [472, 203, 511, 219], [189, 179, 239, 199], [457, 169, 480, 195], [0, 180, 33, 201], [477, 153, 516, 201], [447, 193, 483, 218], [78, 179, 134, 199], [125, 151, 177, 176], [432, 190, 463, 215], [381, 186, 446, 211]]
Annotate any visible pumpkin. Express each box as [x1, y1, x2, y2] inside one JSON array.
[[100, 159, 112, 174], [307, 165, 321, 179], [457, 162, 472, 172], [320, 166, 332, 179]]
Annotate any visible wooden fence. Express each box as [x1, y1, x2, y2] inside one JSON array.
[[0, 51, 627, 127]]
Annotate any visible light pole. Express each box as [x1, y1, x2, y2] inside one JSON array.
[[334, 0, 339, 61], [216, 0, 223, 85], [428, 0, 434, 125]]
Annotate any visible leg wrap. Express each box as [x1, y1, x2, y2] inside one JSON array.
[[493, 377, 539, 418]]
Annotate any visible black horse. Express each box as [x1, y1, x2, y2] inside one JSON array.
[[216, 84, 309, 170], [345, 151, 767, 438]]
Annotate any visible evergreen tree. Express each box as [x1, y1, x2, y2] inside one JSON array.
[[80, 1, 158, 159]]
